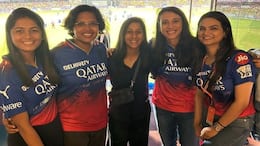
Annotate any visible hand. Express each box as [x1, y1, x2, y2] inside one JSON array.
[[247, 136, 260, 146], [107, 48, 115, 57], [3, 118, 19, 134], [93, 39, 101, 46], [200, 127, 218, 140], [253, 58, 260, 68]]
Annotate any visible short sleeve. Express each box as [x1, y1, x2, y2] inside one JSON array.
[[230, 51, 256, 85], [0, 70, 26, 118]]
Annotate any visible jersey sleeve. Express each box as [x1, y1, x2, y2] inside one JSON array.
[[0, 70, 26, 118], [230, 51, 256, 85]]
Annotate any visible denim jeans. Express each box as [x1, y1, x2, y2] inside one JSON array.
[[156, 107, 199, 146], [202, 115, 254, 146]]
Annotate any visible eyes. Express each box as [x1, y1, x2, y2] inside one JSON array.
[[198, 25, 220, 32], [126, 30, 143, 35], [160, 18, 181, 26], [74, 21, 99, 28], [12, 27, 41, 35]]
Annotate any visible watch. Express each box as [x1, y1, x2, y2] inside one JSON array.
[[213, 122, 224, 132]]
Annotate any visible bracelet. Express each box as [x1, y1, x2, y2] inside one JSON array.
[[213, 122, 224, 132], [216, 121, 225, 128]]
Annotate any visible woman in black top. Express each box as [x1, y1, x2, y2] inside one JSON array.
[[108, 17, 151, 146]]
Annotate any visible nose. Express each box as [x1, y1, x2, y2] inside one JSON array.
[[24, 30, 32, 38]]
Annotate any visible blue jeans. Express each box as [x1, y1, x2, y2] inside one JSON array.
[[0, 125, 7, 146], [156, 107, 199, 146], [202, 115, 254, 146]]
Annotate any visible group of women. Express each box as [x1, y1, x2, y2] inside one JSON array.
[[0, 3, 258, 146]]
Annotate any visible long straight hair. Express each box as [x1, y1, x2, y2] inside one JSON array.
[[197, 11, 236, 92], [5, 7, 60, 86], [113, 17, 150, 69], [152, 6, 204, 78]]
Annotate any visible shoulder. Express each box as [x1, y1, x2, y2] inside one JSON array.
[[0, 58, 19, 85], [0, 57, 14, 74], [51, 41, 68, 54], [229, 50, 252, 65], [94, 43, 107, 52]]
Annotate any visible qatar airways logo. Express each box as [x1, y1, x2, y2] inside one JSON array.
[[164, 57, 190, 72], [21, 71, 57, 95], [76, 62, 108, 81]]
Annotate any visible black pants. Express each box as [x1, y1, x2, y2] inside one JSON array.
[[63, 128, 107, 146], [8, 116, 63, 146], [109, 101, 151, 146]]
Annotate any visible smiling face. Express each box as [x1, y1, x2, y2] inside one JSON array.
[[197, 17, 226, 54], [159, 11, 182, 47], [73, 11, 99, 49], [11, 17, 42, 57], [125, 22, 144, 51]]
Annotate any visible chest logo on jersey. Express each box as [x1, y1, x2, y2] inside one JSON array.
[[76, 62, 108, 80], [214, 77, 225, 91], [0, 85, 10, 99], [164, 53, 190, 72], [21, 71, 57, 95]]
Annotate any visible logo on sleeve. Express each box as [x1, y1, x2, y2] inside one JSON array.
[[234, 53, 249, 65], [236, 64, 252, 79], [0, 85, 10, 99]]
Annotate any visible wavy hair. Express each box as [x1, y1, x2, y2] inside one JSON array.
[[64, 4, 105, 37]]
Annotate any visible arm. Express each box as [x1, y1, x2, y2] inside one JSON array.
[[200, 82, 254, 139], [253, 58, 260, 68], [217, 82, 253, 127], [11, 112, 44, 146], [194, 88, 205, 137]]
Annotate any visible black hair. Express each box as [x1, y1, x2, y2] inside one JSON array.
[[152, 6, 204, 80], [197, 11, 236, 92], [113, 17, 151, 69], [64, 4, 105, 37], [5, 7, 60, 86]]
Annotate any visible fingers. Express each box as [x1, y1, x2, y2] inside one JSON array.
[[3, 118, 19, 133], [107, 48, 115, 57]]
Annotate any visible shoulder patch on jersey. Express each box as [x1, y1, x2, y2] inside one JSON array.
[[234, 53, 249, 65], [236, 64, 252, 79]]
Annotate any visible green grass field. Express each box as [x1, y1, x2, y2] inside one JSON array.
[[0, 8, 260, 59]]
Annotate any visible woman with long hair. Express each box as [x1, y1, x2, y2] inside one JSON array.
[[0, 7, 63, 146], [108, 17, 152, 146], [194, 11, 256, 146], [151, 6, 203, 146]]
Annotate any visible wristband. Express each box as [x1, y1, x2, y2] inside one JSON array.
[[216, 121, 225, 128]]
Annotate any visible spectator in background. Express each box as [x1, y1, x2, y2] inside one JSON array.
[[150, 6, 203, 146], [51, 5, 108, 146], [0, 7, 63, 146], [108, 17, 151, 146], [194, 11, 256, 146]]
